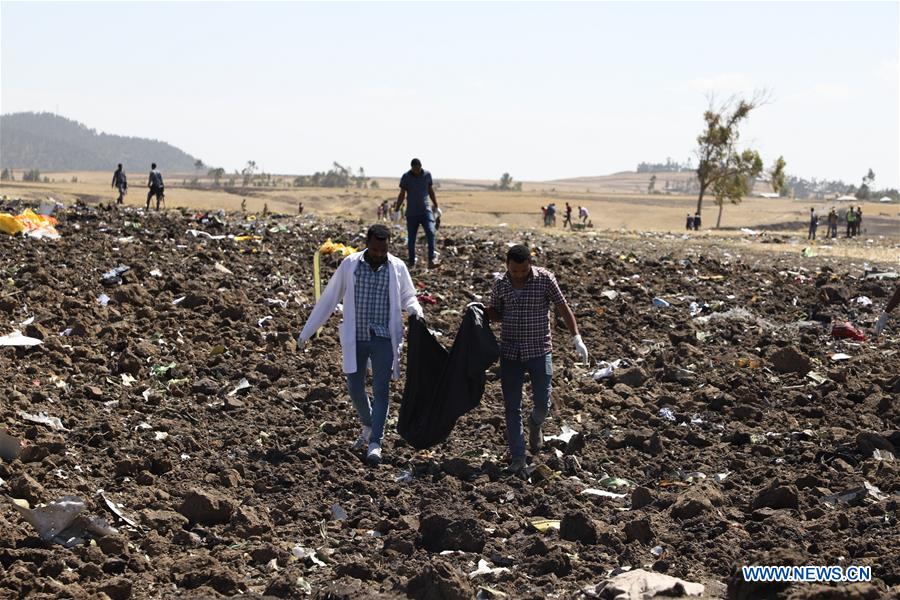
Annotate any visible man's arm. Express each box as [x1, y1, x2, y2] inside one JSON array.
[[398, 263, 423, 318], [395, 189, 406, 212], [485, 279, 503, 322], [555, 302, 579, 337], [429, 185, 438, 210], [546, 271, 587, 359], [298, 260, 348, 341]]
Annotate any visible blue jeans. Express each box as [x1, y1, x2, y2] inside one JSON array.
[[346, 336, 393, 444], [406, 213, 436, 264], [500, 353, 553, 458]]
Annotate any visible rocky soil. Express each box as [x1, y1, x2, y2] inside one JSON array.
[[1, 202, 898, 599]]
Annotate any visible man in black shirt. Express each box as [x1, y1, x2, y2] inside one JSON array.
[[147, 163, 165, 210], [111, 164, 127, 205]]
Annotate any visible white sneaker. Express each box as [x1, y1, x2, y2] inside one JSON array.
[[352, 426, 372, 451], [366, 442, 382, 465]]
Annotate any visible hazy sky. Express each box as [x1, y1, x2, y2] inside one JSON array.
[[2, 2, 898, 186]]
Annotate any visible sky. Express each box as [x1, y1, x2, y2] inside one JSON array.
[[1, 1, 898, 186]]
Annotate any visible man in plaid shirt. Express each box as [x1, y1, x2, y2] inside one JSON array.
[[486, 244, 589, 473]]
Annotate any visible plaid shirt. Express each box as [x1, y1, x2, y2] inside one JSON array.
[[354, 254, 391, 341], [489, 266, 566, 361]]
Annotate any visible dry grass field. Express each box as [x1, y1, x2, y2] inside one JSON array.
[[2, 170, 898, 263]]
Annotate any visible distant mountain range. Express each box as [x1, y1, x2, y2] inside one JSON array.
[[0, 112, 198, 171]]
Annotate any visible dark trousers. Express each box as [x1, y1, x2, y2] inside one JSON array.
[[406, 213, 436, 265], [500, 353, 552, 459], [147, 186, 164, 210]]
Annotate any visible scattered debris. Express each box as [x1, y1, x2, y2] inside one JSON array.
[[832, 322, 866, 341], [99, 492, 140, 528], [469, 559, 511, 579], [589, 568, 704, 599], [100, 265, 130, 286], [228, 378, 251, 396], [528, 518, 561, 532], [0, 331, 43, 347], [18, 410, 67, 431], [9, 496, 117, 547], [581, 488, 628, 500], [545, 424, 579, 444]]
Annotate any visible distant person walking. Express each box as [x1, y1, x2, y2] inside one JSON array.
[[827, 208, 838, 238], [563, 203, 573, 229], [686, 213, 694, 231], [693, 213, 701, 231], [394, 158, 439, 269], [854, 206, 863, 236], [146, 163, 165, 210], [111, 163, 127, 205], [807, 207, 818, 240], [540, 206, 548, 226], [578, 206, 589, 225]]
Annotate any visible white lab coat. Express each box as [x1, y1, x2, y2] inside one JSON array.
[[299, 251, 421, 379]]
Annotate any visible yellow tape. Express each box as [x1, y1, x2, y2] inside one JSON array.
[[313, 250, 321, 338]]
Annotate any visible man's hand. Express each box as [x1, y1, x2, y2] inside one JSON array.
[[296, 334, 308, 350], [573, 334, 589, 363], [873, 312, 889, 337], [407, 305, 424, 320]]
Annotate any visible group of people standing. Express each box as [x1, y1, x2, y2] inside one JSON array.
[[297, 158, 588, 471], [808, 206, 864, 240], [544, 202, 590, 228], [110, 163, 165, 210], [376, 200, 395, 223], [685, 212, 702, 231], [541, 203, 557, 227]]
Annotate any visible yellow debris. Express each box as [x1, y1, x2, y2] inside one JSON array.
[[319, 239, 357, 256], [0, 209, 59, 238]]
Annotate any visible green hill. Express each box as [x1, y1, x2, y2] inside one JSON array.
[[0, 112, 198, 171]]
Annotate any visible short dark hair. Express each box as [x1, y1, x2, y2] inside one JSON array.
[[410, 158, 422, 168], [117, 163, 122, 169], [367, 224, 391, 242], [151, 163, 157, 169], [506, 244, 531, 264]]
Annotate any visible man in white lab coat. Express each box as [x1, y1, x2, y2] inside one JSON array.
[[297, 224, 423, 465]]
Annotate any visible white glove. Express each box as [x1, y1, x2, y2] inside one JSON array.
[[873, 312, 889, 337], [407, 305, 424, 320], [573, 334, 589, 363], [296, 334, 308, 350]]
